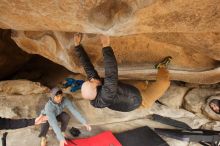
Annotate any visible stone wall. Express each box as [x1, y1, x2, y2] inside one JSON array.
[[0, 0, 219, 83], [0, 80, 219, 146]]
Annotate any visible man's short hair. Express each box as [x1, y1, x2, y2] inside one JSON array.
[[51, 87, 63, 97], [209, 99, 220, 114]]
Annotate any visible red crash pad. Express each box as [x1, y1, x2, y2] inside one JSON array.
[[65, 131, 122, 146]]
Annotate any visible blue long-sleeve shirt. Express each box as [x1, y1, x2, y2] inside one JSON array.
[[41, 97, 86, 141]]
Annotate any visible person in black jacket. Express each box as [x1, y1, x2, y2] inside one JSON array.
[[73, 33, 171, 112], [0, 115, 47, 130], [0, 115, 47, 146]]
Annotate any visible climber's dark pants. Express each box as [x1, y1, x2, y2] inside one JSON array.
[[39, 112, 70, 137]]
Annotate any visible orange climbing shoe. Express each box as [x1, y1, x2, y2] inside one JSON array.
[[154, 56, 172, 69]]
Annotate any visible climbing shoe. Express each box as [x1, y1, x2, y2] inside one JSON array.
[[40, 137, 47, 146], [154, 56, 172, 69]]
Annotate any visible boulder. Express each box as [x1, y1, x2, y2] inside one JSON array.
[[0, 0, 219, 34], [11, 31, 220, 84], [0, 29, 31, 80], [159, 84, 189, 108], [0, 79, 218, 146], [183, 88, 220, 114], [0, 0, 219, 84], [0, 79, 49, 95]]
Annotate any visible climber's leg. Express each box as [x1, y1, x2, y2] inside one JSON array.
[[137, 56, 172, 109]]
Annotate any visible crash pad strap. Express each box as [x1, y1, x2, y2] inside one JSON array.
[[151, 114, 192, 130]]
